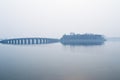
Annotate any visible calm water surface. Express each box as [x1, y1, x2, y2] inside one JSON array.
[[0, 41, 120, 80]]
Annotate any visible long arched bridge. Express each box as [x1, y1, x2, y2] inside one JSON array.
[[0, 38, 59, 45]]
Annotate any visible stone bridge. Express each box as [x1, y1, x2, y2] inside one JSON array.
[[0, 38, 59, 45]]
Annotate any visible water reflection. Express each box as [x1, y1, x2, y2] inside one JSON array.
[[61, 41, 105, 46], [0, 40, 120, 80]]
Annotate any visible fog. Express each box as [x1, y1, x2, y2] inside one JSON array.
[[0, 0, 120, 38]]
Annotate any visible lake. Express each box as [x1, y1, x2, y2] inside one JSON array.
[[0, 40, 120, 80]]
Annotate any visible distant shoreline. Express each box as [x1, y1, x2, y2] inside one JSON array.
[[107, 37, 120, 41]]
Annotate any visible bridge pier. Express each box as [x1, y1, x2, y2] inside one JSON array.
[[35, 39, 38, 44], [17, 39, 20, 44], [14, 40, 16, 44], [28, 39, 30, 44], [16, 40, 18, 44]]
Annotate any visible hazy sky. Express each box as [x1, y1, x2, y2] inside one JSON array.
[[0, 0, 120, 38]]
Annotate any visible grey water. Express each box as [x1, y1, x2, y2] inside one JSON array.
[[0, 40, 120, 80]]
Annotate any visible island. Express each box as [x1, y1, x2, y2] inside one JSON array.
[[60, 33, 106, 45]]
